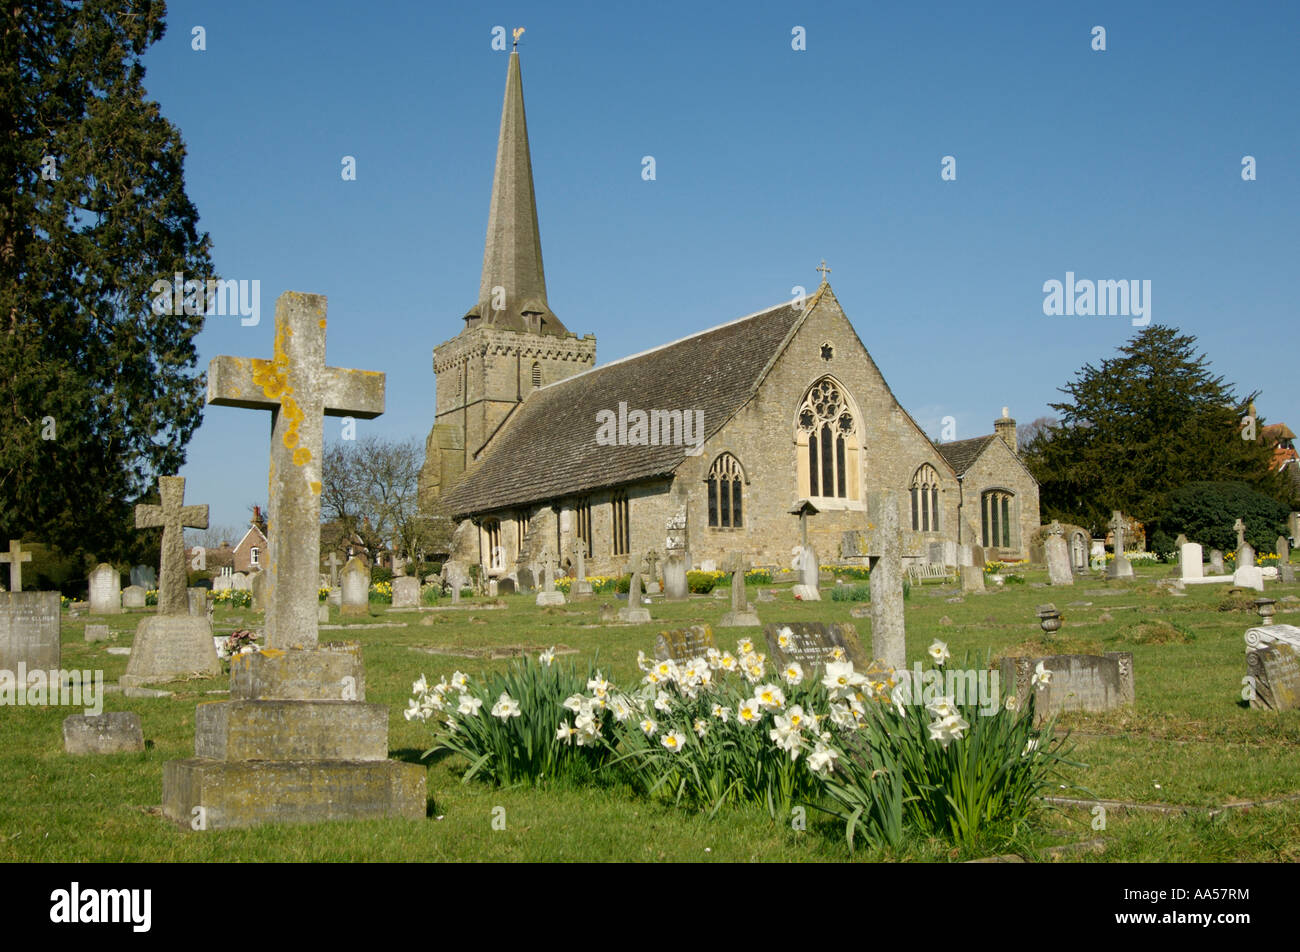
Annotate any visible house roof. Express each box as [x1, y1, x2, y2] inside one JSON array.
[[935, 435, 998, 476], [439, 292, 815, 518], [233, 523, 267, 552]]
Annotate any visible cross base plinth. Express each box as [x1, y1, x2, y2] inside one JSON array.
[[161, 644, 425, 830], [1106, 558, 1134, 579], [120, 615, 219, 690]]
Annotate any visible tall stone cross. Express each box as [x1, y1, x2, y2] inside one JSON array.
[[645, 548, 660, 580], [1234, 518, 1246, 549], [816, 260, 831, 285], [323, 552, 342, 588], [0, 539, 33, 592], [725, 553, 750, 612], [1108, 510, 1126, 556], [206, 292, 384, 649], [791, 500, 818, 547], [573, 538, 587, 579], [134, 477, 208, 615]]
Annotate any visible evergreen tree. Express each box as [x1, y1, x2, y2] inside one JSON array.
[[0, 1, 213, 558], [1022, 325, 1286, 531]]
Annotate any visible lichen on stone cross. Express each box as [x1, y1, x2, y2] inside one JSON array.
[[323, 552, 342, 588], [134, 477, 208, 615], [0, 539, 33, 592], [206, 291, 385, 649], [1235, 518, 1246, 547], [1049, 520, 1063, 537]]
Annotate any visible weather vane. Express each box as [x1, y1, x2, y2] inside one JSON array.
[[513, 27, 525, 49]]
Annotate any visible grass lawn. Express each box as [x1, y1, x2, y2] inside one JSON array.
[[3, 564, 1297, 862]]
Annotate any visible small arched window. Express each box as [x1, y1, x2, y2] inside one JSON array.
[[531, 362, 542, 388], [910, 465, 941, 532], [707, 454, 744, 528]]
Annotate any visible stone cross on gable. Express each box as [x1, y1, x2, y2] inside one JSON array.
[[207, 291, 384, 649], [135, 477, 208, 615], [323, 552, 342, 588], [1235, 518, 1246, 548], [1108, 510, 1126, 554], [0, 539, 33, 592], [816, 260, 831, 285]]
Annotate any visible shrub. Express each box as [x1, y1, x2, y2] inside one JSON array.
[[421, 584, 439, 606], [1151, 481, 1288, 555], [1002, 574, 1026, 585], [371, 566, 394, 585], [830, 582, 871, 602], [686, 571, 718, 594]]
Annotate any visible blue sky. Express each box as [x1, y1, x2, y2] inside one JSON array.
[[145, 1, 1299, 532]]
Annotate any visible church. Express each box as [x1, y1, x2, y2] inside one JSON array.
[[420, 47, 1040, 579]]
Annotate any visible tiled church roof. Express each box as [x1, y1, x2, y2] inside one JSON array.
[[936, 435, 998, 476], [439, 295, 812, 518]]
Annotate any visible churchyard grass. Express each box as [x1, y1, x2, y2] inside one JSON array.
[[1, 563, 1296, 862]]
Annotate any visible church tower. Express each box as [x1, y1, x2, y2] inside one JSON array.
[[420, 42, 595, 510]]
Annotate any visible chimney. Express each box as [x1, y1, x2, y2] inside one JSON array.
[[994, 407, 1018, 454], [252, 505, 261, 525]]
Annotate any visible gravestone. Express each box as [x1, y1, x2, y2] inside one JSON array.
[[1237, 542, 1256, 570], [0, 540, 33, 592], [1180, 542, 1204, 580], [1089, 540, 1106, 571], [0, 591, 61, 677], [1000, 651, 1135, 722], [122, 475, 221, 690], [664, 507, 690, 602], [1234, 517, 1247, 552], [88, 563, 121, 614], [516, 564, 537, 594], [250, 571, 267, 612], [328, 587, 342, 607], [1106, 510, 1133, 578], [230, 572, 251, 592], [444, 561, 467, 605], [643, 549, 662, 595], [1277, 536, 1294, 584], [790, 501, 820, 601], [340, 557, 370, 616], [617, 554, 651, 623], [391, 576, 419, 609], [654, 625, 716, 662], [535, 551, 565, 606], [960, 544, 984, 593], [162, 290, 424, 829], [122, 585, 147, 609], [718, 555, 759, 627], [212, 571, 233, 593], [1173, 533, 1188, 552], [1045, 521, 1073, 586], [1209, 549, 1226, 574], [497, 576, 516, 595], [570, 539, 593, 598], [187, 588, 207, 616], [869, 492, 906, 667], [84, 624, 110, 643], [323, 552, 342, 590], [1069, 532, 1088, 573], [130, 564, 157, 589], [764, 622, 866, 672], [63, 713, 145, 755], [1244, 626, 1300, 711], [1234, 564, 1264, 592]]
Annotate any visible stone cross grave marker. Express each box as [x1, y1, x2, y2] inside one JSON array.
[[0, 540, 33, 592], [1106, 510, 1133, 578], [1235, 518, 1246, 551], [718, 553, 760, 627], [570, 538, 593, 597], [162, 291, 423, 830], [617, 553, 651, 623], [135, 476, 208, 615], [764, 622, 866, 673], [536, 548, 565, 605], [654, 624, 716, 662], [205, 292, 384, 649], [791, 501, 821, 600], [323, 552, 342, 589], [1045, 520, 1073, 586], [643, 548, 662, 595]]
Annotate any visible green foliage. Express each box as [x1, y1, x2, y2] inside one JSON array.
[[1001, 574, 1026, 585], [1149, 481, 1287, 555], [421, 583, 440, 606], [686, 571, 717, 594], [831, 566, 872, 581], [830, 582, 871, 602], [371, 566, 394, 585], [745, 568, 772, 584], [0, 1, 215, 557], [1022, 326, 1287, 530]]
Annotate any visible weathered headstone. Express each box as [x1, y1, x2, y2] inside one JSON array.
[[618, 554, 651, 623], [790, 501, 821, 601], [516, 563, 537, 594], [497, 576, 516, 595], [187, 588, 207, 616], [162, 291, 423, 829], [250, 571, 267, 612], [1069, 532, 1088, 573], [230, 572, 251, 592], [88, 563, 121, 614], [122, 475, 220, 690], [1209, 549, 1226, 574], [869, 492, 905, 667], [391, 576, 419, 609], [1001, 651, 1135, 721], [1277, 536, 1294, 584], [212, 571, 233, 593], [1173, 533, 1188, 552], [1089, 540, 1106, 571], [1180, 542, 1204, 580], [85, 623, 110, 643], [130, 564, 157, 590], [664, 507, 689, 602], [122, 585, 147, 609], [63, 713, 145, 755], [535, 550, 565, 606], [569, 539, 593, 598], [340, 557, 370, 616], [654, 625, 715, 662], [1106, 511, 1133, 578], [1234, 563, 1265, 592], [1245, 631, 1300, 712], [1045, 521, 1073, 586], [764, 622, 866, 672], [960, 544, 985, 593], [0, 540, 33, 592], [0, 591, 60, 676], [718, 555, 759, 627]]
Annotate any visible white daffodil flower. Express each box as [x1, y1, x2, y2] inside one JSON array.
[[829, 646, 846, 662], [562, 694, 586, 713], [822, 661, 857, 699], [927, 640, 951, 665], [661, 730, 687, 753], [785, 705, 808, 732], [636, 650, 650, 672], [711, 703, 732, 722], [640, 717, 658, 737], [754, 683, 786, 711], [782, 662, 805, 687], [457, 694, 483, 717], [737, 637, 755, 655], [1005, 694, 1020, 712], [654, 690, 673, 713], [737, 699, 762, 725], [539, 646, 556, 667], [412, 675, 429, 695], [556, 720, 577, 743], [490, 692, 521, 719], [926, 696, 958, 720], [404, 698, 424, 721], [808, 743, 839, 776], [693, 718, 709, 738], [1032, 661, 1053, 688], [450, 671, 469, 691], [776, 627, 792, 649]]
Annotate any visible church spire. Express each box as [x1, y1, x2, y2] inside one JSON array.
[[467, 43, 567, 336]]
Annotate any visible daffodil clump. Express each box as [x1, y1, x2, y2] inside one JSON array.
[[368, 580, 393, 604], [211, 588, 251, 608]]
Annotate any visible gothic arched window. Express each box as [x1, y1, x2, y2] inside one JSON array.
[[707, 454, 744, 528], [795, 378, 860, 501], [910, 464, 941, 532], [981, 489, 1015, 550]]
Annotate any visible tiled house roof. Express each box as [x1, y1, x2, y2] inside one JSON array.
[[440, 296, 812, 518], [935, 435, 998, 476]]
